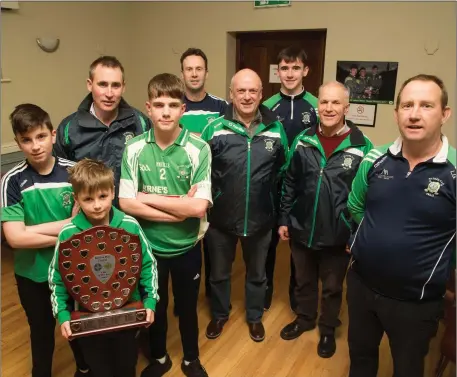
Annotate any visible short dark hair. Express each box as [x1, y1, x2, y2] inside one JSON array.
[[180, 48, 208, 71], [277, 46, 308, 66], [147, 73, 185, 100], [10, 103, 53, 136], [395, 74, 448, 110], [350, 64, 358, 70], [89, 56, 125, 81], [372, 65, 378, 69]]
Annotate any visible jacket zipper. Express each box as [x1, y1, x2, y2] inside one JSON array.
[[243, 140, 252, 236], [305, 135, 362, 247], [340, 212, 351, 230], [308, 157, 326, 247], [290, 96, 294, 120]]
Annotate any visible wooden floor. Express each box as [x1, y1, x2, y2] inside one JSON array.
[[2, 241, 455, 377]]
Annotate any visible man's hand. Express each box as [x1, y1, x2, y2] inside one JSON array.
[[145, 309, 155, 327], [71, 201, 80, 217], [278, 226, 290, 241], [61, 321, 72, 339], [345, 245, 351, 254]]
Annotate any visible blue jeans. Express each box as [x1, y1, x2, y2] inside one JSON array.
[[207, 226, 271, 323]]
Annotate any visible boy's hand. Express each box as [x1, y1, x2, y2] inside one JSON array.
[[187, 185, 197, 198], [145, 309, 154, 327], [61, 321, 72, 339], [345, 245, 351, 254], [278, 226, 290, 241], [71, 202, 80, 217], [136, 192, 149, 203]]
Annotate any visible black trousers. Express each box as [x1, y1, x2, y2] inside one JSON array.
[[148, 243, 201, 361], [207, 226, 271, 323], [347, 268, 443, 377], [78, 329, 138, 377], [15, 275, 88, 377], [265, 227, 297, 306], [290, 242, 350, 335], [174, 237, 210, 311]]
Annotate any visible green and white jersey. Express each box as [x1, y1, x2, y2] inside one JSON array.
[[119, 127, 212, 257], [1, 157, 75, 282], [180, 93, 228, 134]]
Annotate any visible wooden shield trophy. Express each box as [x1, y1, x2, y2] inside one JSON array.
[[58, 225, 149, 338]]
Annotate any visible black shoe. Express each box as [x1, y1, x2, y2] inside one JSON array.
[[264, 286, 273, 311], [141, 354, 172, 377], [317, 334, 336, 358], [248, 322, 265, 342], [181, 359, 208, 377], [280, 320, 315, 340], [74, 370, 93, 377], [206, 318, 228, 339]]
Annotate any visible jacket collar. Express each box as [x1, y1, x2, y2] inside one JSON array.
[[72, 206, 124, 231], [77, 93, 135, 128], [279, 87, 306, 101], [318, 122, 350, 137], [223, 103, 277, 127], [184, 93, 208, 105], [389, 135, 450, 164], [306, 119, 367, 146], [146, 126, 189, 147]]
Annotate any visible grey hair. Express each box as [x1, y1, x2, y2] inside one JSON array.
[[318, 81, 350, 103]]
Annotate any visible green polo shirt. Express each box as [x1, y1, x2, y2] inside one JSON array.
[[119, 127, 212, 257]]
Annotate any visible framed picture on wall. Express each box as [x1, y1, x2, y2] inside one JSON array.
[[336, 61, 399, 105], [346, 102, 377, 128]]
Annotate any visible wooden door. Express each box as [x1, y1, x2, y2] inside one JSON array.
[[236, 30, 327, 101]]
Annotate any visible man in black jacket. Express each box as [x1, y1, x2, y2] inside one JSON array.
[[201, 69, 288, 343], [53, 56, 150, 376], [278, 82, 372, 358], [54, 56, 151, 207]]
